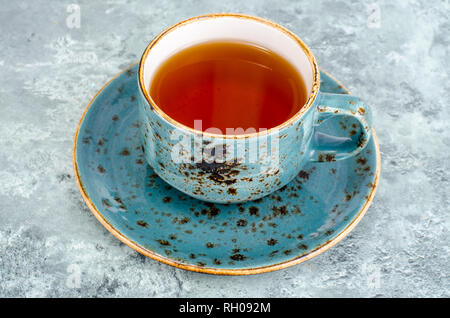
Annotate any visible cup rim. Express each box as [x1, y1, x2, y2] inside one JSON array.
[[138, 13, 320, 139]]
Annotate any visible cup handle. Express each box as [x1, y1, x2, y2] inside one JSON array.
[[309, 92, 372, 162]]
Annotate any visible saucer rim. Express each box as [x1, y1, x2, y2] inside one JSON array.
[[73, 64, 381, 275]]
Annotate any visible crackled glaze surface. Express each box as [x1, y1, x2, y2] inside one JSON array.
[[74, 64, 378, 273]]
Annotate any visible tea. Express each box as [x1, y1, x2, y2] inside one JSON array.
[[149, 41, 307, 134]]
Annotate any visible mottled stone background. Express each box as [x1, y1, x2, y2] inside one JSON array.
[[0, 0, 448, 297]]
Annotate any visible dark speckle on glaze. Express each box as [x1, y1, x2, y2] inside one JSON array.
[[298, 170, 310, 180], [356, 157, 368, 165], [267, 238, 278, 246], [120, 148, 130, 156], [102, 199, 112, 208], [194, 160, 239, 185], [236, 219, 247, 227], [200, 202, 220, 219], [172, 216, 190, 224], [156, 239, 170, 246], [298, 244, 308, 250], [97, 164, 106, 174], [230, 253, 247, 261], [137, 220, 148, 228], [249, 206, 259, 216], [272, 206, 288, 217], [325, 154, 336, 162]]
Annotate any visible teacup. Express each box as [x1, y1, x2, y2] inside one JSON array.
[[137, 13, 372, 203]]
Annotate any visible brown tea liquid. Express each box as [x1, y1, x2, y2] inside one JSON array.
[[149, 41, 307, 134]]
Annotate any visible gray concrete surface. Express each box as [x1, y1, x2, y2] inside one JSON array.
[[0, 0, 448, 297]]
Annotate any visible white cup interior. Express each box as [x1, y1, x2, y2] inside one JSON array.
[[141, 15, 315, 101]]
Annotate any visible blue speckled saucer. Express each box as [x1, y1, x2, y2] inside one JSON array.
[[73, 64, 380, 275]]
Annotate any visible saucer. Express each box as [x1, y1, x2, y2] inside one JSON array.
[[73, 64, 380, 275]]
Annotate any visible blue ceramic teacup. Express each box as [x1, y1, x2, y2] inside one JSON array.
[[137, 14, 372, 203]]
